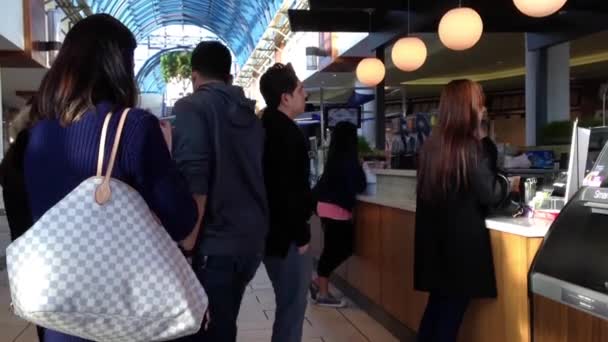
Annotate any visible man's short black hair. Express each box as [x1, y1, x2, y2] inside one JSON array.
[[259, 63, 299, 109], [191, 41, 232, 81]]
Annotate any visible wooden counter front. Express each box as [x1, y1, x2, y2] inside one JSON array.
[[459, 229, 542, 342], [311, 201, 544, 342], [533, 295, 608, 342]]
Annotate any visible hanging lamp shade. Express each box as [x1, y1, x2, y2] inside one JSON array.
[[391, 37, 427, 72], [438, 7, 484, 51], [513, 0, 567, 17], [356, 57, 386, 87]]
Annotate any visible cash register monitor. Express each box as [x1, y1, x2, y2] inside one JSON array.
[[585, 126, 608, 178], [565, 120, 590, 201]]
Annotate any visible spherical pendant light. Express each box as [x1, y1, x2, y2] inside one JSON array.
[[513, 0, 567, 18], [391, 37, 427, 72], [438, 7, 484, 51], [356, 57, 386, 87]]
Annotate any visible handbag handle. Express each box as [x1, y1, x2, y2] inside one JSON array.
[[95, 108, 130, 205]]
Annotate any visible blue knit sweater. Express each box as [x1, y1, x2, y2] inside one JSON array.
[[23, 102, 197, 342]]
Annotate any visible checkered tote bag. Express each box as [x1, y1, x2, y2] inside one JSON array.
[[5, 109, 207, 341]]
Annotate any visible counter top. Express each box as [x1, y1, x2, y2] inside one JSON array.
[[485, 216, 552, 238], [373, 169, 417, 177], [357, 192, 553, 238], [357, 184, 416, 211]]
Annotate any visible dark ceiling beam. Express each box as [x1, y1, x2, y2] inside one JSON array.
[[289, 3, 608, 52], [407, 10, 608, 33], [290, 0, 608, 34], [288, 9, 385, 32], [338, 0, 608, 12], [308, 0, 407, 11]]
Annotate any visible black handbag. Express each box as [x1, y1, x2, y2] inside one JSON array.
[[488, 173, 530, 218]]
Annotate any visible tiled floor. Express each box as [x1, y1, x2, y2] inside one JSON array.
[[236, 265, 398, 342], [0, 213, 398, 342]]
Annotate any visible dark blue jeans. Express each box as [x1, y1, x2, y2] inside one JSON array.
[[417, 293, 470, 342], [176, 254, 262, 342]]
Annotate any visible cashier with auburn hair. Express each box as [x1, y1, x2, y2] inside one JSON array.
[[414, 79, 509, 342]]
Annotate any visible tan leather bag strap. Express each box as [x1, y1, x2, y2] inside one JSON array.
[[95, 108, 130, 205], [96, 113, 112, 177]]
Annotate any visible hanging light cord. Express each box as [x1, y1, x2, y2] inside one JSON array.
[[407, 0, 411, 35], [367, 9, 373, 53]]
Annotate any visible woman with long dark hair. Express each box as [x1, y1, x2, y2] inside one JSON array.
[[310, 121, 367, 307], [22, 14, 198, 342], [414, 80, 508, 342]]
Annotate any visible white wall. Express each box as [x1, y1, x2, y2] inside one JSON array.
[[281, 32, 318, 83], [139, 93, 164, 117], [0, 68, 47, 109], [0, 0, 24, 51], [333, 32, 368, 57]]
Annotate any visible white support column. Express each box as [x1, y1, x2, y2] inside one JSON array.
[[525, 36, 570, 146], [525, 45, 540, 146], [357, 81, 376, 146], [546, 43, 571, 123]]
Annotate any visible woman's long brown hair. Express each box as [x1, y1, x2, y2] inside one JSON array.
[[418, 79, 485, 201], [31, 14, 137, 126]]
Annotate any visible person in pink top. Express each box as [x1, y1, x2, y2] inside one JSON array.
[[311, 122, 367, 307]]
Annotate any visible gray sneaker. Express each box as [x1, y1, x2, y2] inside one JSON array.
[[309, 282, 320, 301], [314, 293, 346, 308]]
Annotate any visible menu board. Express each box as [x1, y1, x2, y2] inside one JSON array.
[[324, 106, 361, 128]]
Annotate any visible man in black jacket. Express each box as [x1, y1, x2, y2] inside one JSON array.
[[260, 63, 312, 342]]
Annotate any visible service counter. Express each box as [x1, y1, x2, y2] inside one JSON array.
[[310, 169, 553, 342]]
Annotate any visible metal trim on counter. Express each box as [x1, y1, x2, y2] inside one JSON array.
[[532, 273, 608, 321]]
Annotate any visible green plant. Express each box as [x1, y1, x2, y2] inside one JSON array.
[[358, 136, 373, 154], [357, 136, 386, 160], [160, 51, 192, 94]]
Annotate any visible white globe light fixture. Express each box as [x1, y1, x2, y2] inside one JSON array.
[[438, 7, 484, 51], [356, 57, 386, 87], [513, 0, 567, 18], [391, 37, 427, 72]]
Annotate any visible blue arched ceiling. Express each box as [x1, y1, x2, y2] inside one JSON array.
[[89, 0, 283, 92]]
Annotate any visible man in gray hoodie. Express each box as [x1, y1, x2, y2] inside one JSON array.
[[172, 41, 268, 342]]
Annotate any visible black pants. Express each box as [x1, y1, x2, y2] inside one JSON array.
[[173, 254, 262, 342], [317, 218, 354, 278], [417, 293, 470, 342], [37, 326, 44, 342]]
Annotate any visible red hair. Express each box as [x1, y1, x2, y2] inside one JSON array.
[[418, 79, 485, 201]]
